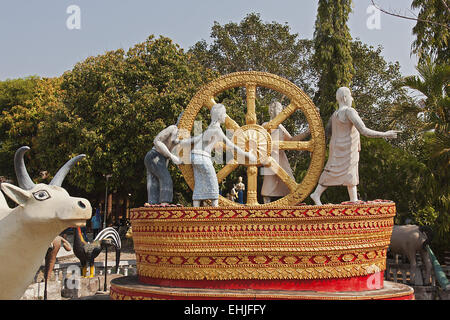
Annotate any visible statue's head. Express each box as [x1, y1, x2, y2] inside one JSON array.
[[3, 146, 92, 227], [269, 101, 283, 118], [336, 87, 353, 106], [211, 104, 227, 124]]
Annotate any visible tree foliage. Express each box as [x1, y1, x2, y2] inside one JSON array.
[[0, 76, 56, 183], [411, 0, 450, 64], [190, 13, 315, 95], [389, 57, 450, 249], [313, 0, 354, 123], [33, 36, 216, 205], [350, 40, 414, 146]]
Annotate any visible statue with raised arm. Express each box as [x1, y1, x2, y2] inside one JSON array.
[[310, 87, 400, 205], [261, 101, 310, 203], [144, 120, 181, 206], [180, 103, 256, 207]]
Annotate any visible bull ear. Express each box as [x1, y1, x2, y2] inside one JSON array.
[[0, 183, 31, 205]]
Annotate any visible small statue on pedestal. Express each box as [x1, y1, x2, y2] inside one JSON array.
[[235, 176, 245, 204], [228, 185, 238, 202], [310, 87, 400, 205]]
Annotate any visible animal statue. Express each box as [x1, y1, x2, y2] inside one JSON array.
[[73, 226, 121, 277], [0, 146, 91, 300], [44, 235, 72, 300], [389, 224, 433, 285], [117, 219, 131, 239]]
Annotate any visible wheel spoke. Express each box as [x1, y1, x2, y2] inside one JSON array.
[[262, 103, 297, 130], [246, 165, 259, 205], [273, 140, 314, 152], [266, 157, 298, 192], [217, 159, 239, 183], [225, 116, 241, 131], [245, 83, 257, 125]]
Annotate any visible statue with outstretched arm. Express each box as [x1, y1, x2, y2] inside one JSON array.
[[179, 103, 256, 207], [310, 87, 400, 205], [144, 123, 181, 206]]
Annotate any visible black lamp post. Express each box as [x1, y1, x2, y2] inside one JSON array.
[[103, 174, 112, 229]]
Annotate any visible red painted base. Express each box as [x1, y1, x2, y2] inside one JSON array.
[[110, 276, 414, 300], [139, 272, 384, 292]]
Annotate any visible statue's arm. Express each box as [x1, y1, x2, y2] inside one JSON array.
[[278, 124, 293, 140], [178, 133, 203, 147], [277, 124, 310, 141], [346, 108, 399, 139], [291, 128, 311, 141], [154, 126, 181, 163], [292, 107, 320, 140]]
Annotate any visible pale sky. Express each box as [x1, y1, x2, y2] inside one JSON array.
[[0, 0, 419, 81]]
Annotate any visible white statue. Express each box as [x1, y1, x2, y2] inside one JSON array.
[[235, 176, 245, 204], [0, 147, 92, 299], [180, 104, 256, 207], [261, 101, 309, 203], [230, 185, 238, 202], [144, 121, 181, 206], [310, 87, 400, 205]]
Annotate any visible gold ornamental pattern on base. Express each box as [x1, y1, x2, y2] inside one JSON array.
[[130, 202, 396, 281]]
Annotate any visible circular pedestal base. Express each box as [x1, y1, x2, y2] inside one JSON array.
[[131, 202, 396, 286], [138, 272, 384, 292], [110, 276, 414, 300]]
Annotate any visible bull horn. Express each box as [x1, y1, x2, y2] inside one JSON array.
[[50, 154, 86, 187], [14, 146, 36, 190]]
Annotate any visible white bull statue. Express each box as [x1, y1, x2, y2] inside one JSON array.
[[0, 146, 92, 300]]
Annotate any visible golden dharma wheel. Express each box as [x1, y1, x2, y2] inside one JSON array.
[[177, 71, 326, 207]]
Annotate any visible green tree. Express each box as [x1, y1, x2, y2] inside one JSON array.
[[390, 58, 450, 250], [313, 0, 354, 123], [189, 13, 315, 95], [0, 76, 56, 182], [350, 40, 415, 148], [35, 35, 216, 206], [411, 0, 450, 64], [395, 58, 449, 135], [0, 76, 40, 113]]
